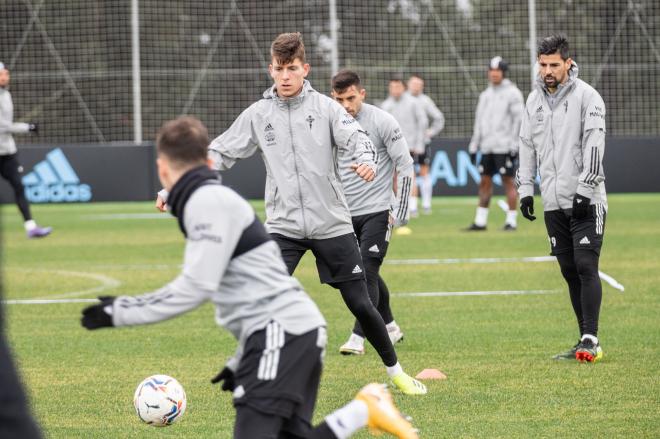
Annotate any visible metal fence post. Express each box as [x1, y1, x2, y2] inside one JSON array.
[[131, 0, 143, 144]]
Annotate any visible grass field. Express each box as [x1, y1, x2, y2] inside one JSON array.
[[2, 194, 659, 438]]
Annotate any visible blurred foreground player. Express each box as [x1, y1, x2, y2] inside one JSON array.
[[330, 69, 413, 355], [516, 35, 607, 363], [0, 62, 51, 238], [81, 116, 418, 439]]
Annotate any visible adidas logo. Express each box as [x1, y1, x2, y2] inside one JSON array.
[[352, 265, 363, 274], [264, 123, 274, 132], [368, 244, 379, 253], [536, 105, 543, 113], [579, 236, 591, 245], [576, 198, 583, 204], [22, 148, 92, 203]]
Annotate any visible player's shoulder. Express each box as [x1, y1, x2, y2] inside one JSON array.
[[188, 183, 252, 220], [525, 89, 542, 108], [369, 104, 399, 128], [574, 79, 604, 105]]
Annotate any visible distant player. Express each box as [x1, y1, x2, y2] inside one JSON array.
[[466, 56, 524, 231], [407, 74, 445, 214], [380, 78, 428, 219], [0, 62, 51, 238], [330, 69, 414, 355], [516, 35, 607, 363], [158, 33, 426, 395], [81, 116, 418, 439]]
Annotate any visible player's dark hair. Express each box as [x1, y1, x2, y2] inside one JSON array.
[[409, 73, 424, 81], [271, 32, 306, 64], [538, 34, 570, 60], [331, 69, 362, 92], [389, 77, 406, 87], [156, 116, 209, 168]]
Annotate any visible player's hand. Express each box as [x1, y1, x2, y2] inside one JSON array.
[[28, 123, 38, 134], [81, 296, 115, 330], [469, 152, 478, 166], [520, 196, 536, 221], [155, 194, 167, 212], [210, 367, 236, 392], [509, 150, 518, 160], [351, 163, 375, 182], [572, 194, 590, 220]]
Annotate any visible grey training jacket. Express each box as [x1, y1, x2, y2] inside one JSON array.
[[416, 93, 445, 143], [468, 79, 524, 155], [112, 184, 326, 371], [381, 92, 428, 154], [0, 88, 30, 155], [516, 63, 607, 211], [208, 80, 377, 240], [338, 103, 414, 223]]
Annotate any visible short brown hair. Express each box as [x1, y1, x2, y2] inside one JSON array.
[[331, 69, 362, 93], [156, 116, 209, 168], [271, 32, 306, 64]]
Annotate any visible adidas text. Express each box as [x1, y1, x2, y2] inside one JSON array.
[[22, 148, 92, 203]]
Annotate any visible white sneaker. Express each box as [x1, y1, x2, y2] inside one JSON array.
[[340, 333, 365, 355], [388, 325, 404, 345]]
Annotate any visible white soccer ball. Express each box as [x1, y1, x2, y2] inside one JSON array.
[[133, 374, 187, 427]]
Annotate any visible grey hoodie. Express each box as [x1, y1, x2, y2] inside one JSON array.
[[208, 80, 377, 239], [381, 92, 428, 154], [0, 88, 30, 155], [468, 79, 524, 155], [516, 63, 607, 211]]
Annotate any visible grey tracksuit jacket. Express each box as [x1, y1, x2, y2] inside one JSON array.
[[381, 92, 428, 154], [208, 80, 377, 240], [112, 184, 326, 371], [0, 88, 30, 155], [468, 79, 524, 155], [415, 93, 445, 143], [516, 63, 607, 211], [338, 103, 414, 224]]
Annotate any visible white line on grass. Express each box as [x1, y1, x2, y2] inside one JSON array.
[[393, 289, 560, 298], [8, 269, 121, 300], [83, 213, 173, 220], [3, 298, 99, 305]]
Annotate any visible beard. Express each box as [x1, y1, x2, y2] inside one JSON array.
[[544, 75, 560, 88]]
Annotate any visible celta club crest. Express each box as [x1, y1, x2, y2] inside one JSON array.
[[306, 115, 315, 129]]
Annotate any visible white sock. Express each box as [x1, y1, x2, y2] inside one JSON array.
[[581, 334, 599, 344], [474, 207, 489, 227], [386, 362, 403, 378], [386, 320, 398, 331], [410, 196, 418, 213], [506, 210, 518, 227], [421, 176, 432, 208], [325, 400, 369, 439], [24, 220, 37, 232]]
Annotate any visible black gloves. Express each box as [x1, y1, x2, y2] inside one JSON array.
[[520, 196, 536, 221], [81, 296, 115, 330], [469, 152, 478, 166], [572, 194, 591, 220], [210, 367, 236, 392], [28, 123, 38, 134]]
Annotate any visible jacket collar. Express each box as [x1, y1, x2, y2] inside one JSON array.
[[537, 61, 579, 97], [263, 80, 314, 109]]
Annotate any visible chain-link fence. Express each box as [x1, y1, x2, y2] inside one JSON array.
[[2, 0, 659, 145]]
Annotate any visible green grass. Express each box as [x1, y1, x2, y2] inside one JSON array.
[[3, 194, 659, 438]]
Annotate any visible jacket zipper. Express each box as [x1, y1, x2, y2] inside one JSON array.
[[287, 102, 308, 237]]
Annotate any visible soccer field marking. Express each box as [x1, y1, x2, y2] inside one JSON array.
[[82, 213, 173, 220], [3, 298, 99, 305], [393, 289, 561, 298], [7, 268, 122, 300]]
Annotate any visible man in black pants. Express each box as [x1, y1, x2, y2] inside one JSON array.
[[159, 34, 426, 394], [516, 35, 607, 363], [0, 62, 51, 238]]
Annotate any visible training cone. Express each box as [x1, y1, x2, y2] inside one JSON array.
[[415, 369, 447, 380], [395, 226, 413, 236]]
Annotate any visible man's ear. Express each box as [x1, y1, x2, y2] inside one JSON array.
[[206, 157, 214, 169], [303, 63, 310, 77], [360, 88, 367, 99]]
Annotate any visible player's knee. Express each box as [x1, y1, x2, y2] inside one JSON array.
[[574, 250, 599, 279]]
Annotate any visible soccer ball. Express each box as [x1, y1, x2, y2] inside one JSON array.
[[133, 374, 187, 426]]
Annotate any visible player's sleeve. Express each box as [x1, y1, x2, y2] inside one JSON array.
[[424, 97, 445, 139], [468, 94, 484, 154], [415, 99, 429, 147], [515, 100, 537, 199], [0, 100, 30, 134], [382, 115, 414, 225], [509, 89, 525, 154], [576, 92, 606, 198], [208, 105, 259, 171], [111, 189, 243, 327], [330, 100, 377, 171]]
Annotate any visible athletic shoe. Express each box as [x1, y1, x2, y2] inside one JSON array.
[[409, 209, 419, 218], [391, 372, 427, 395], [355, 383, 419, 439], [575, 339, 604, 363], [388, 325, 404, 345], [464, 223, 486, 231], [395, 226, 413, 236], [502, 223, 517, 231], [552, 341, 580, 360], [340, 333, 365, 355], [27, 226, 52, 239]]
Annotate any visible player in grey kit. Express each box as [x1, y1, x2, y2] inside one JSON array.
[[81, 116, 418, 439], [330, 70, 414, 356], [0, 62, 51, 238]]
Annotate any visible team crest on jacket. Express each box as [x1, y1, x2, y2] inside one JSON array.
[[306, 114, 315, 129]]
